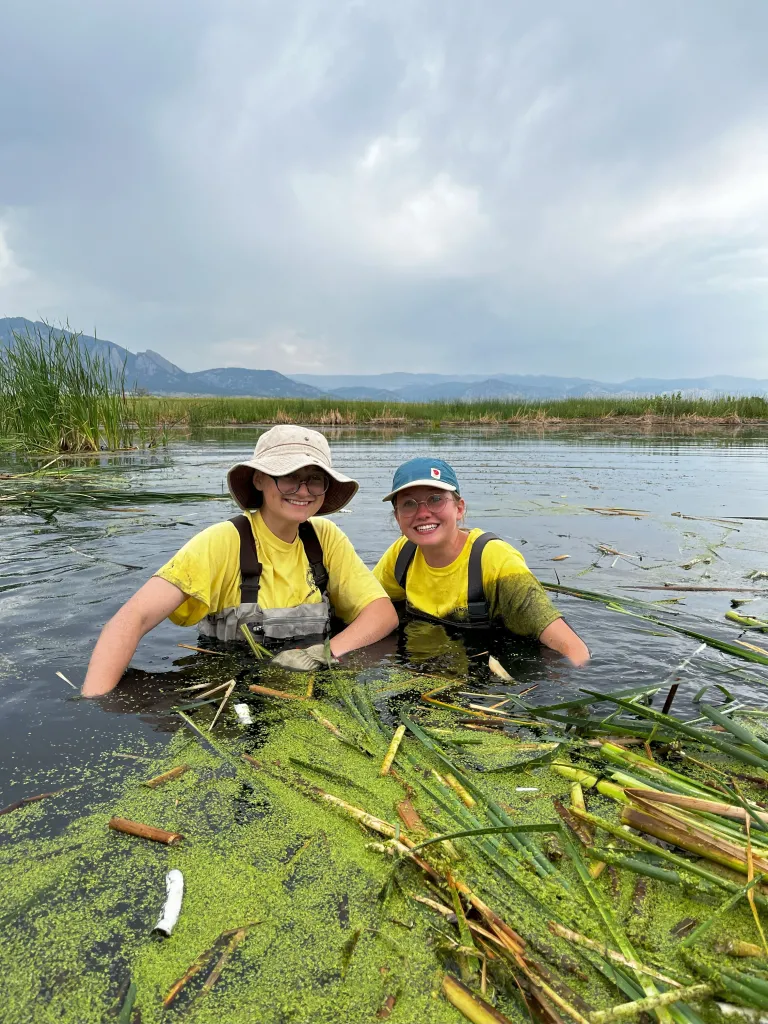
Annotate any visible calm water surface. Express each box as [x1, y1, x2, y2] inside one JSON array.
[[2, 427, 768, 804]]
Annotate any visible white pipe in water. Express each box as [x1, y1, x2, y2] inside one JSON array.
[[154, 869, 184, 936], [233, 703, 253, 725]]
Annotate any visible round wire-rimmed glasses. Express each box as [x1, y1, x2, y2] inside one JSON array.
[[272, 471, 330, 496], [396, 493, 450, 517]]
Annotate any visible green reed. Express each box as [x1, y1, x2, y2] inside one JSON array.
[[0, 323, 130, 454], [127, 392, 768, 429]]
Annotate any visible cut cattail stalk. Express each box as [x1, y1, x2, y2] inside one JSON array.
[[589, 984, 712, 1024], [190, 681, 233, 700], [161, 925, 257, 1007], [715, 940, 765, 957], [56, 670, 78, 690], [202, 928, 248, 993], [570, 782, 586, 813], [163, 946, 211, 1007], [621, 804, 768, 877], [444, 772, 476, 808], [442, 974, 515, 1024], [177, 643, 224, 655], [209, 679, 236, 731], [624, 789, 768, 823], [547, 922, 682, 987], [309, 709, 344, 737], [143, 765, 189, 789], [153, 870, 184, 937], [397, 800, 426, 834], [380, 725, 406, 776], [108, 817, 183, 845], [552, 765, 598, 788], [553, 798, 593, 847], [249, 683, 307, 700], [488, 656, 514, 682], [305, 674, 314, 698], [409, 892, 455, 918], [0, 788, 68, 816]]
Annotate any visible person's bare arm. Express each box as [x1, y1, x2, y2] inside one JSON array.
[[329, 597, 399, 658], [539, 618, 590, 667], [81, 577, 187, 697]]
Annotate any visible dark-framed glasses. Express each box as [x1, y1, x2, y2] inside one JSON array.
[[396, 493, 450, 517], [272, 471, 329, 496]]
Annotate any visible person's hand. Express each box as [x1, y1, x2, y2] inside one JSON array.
[[271, 641, 337, 671]]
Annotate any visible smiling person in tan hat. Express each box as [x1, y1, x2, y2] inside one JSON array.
[[81, 425, 398, 696]]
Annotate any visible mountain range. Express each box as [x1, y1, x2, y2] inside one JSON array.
[[2, 318, 767, 401]]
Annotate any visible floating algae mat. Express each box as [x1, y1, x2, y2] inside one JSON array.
[[4, 669, 768, 1023]]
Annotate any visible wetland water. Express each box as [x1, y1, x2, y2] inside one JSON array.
[[2, 426, 768, 805]]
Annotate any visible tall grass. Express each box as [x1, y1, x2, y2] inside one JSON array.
[[128, 392, 768, 428], [0, 323, 129, 453]]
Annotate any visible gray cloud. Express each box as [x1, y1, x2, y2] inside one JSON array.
[[2, 0, 768, 378]]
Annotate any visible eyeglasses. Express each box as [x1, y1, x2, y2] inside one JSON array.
[[396, 493, 450, 517], [272, 471, 329, 496]]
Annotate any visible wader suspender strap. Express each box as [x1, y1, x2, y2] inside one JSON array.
[[465, 532, 500, 623], [297, 521, 329, 594], [230, 515, 263, 603], [393, 532, 502, 624], [229, 515, 329, 603]]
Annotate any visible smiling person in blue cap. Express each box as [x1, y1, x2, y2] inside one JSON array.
[[374, 457, 590, 666]]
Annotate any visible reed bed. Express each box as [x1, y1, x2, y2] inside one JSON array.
[[128, 393, 768, 430], [0, 323, 130, 454]]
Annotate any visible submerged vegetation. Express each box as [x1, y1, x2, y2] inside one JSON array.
[[0, 322, 766, 456], [5, 655, 768, 1023]]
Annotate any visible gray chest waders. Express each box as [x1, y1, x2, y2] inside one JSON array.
[[393, 532, 501, 630], [199, 515, 331, 642]]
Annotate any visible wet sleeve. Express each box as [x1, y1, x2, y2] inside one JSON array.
[[319, 520, 390, 623], [153, 521, 240, 627], [373, 540, 408, 602], [484, 541, 562, 639]]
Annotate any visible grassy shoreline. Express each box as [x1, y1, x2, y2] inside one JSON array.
[[131, 393, 768, 430]]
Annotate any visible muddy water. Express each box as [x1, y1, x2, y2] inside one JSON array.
[[2, 427, 768, 805]]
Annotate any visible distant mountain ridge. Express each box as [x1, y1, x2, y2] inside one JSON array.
[[0, 318, 325, 398], [2, 318, 767, 400], [293, 371, 768, 401]]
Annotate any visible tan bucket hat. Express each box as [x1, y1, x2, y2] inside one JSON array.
[[227, 425, 359, 515]]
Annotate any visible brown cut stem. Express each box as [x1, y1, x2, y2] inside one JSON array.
[[626, 789, 767, 823], [163, 947, 214, 1007], [143, 765, 190, 789], [108, 817, 183, 845], [202, 928, 248, 993], [249, 683, 307, 700], [0, 788, 68, 816], [397, 799, 426, 834], [177, 643, 224, 655]]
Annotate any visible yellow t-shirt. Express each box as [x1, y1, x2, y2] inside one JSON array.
[[155, 511, 387, 627], [373, 528, 561, 639]]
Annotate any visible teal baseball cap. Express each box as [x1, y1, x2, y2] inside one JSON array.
[[382, 457, 460, 502]]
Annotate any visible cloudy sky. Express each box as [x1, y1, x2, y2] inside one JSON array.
[[2, 1, 768, 379]]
